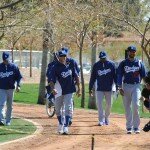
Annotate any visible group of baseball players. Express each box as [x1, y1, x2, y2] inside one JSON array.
[[0, 45, 149, 135], [47, 45, 149, 135]]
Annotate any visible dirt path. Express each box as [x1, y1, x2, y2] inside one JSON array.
[[0, 103, 149, 150]]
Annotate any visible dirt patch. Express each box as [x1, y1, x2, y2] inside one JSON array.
[[0, 103, 149, 150]]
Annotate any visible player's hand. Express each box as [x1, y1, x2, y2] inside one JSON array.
[[52, 89, 58, 95], [16, 86, 20, 92], [119, 88, 124, 96], [89, 90, 93, 97], [76, 88, 81, 97]]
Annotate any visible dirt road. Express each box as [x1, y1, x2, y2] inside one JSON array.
[[0, 103, 149, 150]]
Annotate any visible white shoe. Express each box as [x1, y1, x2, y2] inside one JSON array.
[[134, 128, 140, 134], [98, 121, 104, 126], [63, 127, 69, 135], [6, 122, 11, 126], [58, 124, 64, 134]]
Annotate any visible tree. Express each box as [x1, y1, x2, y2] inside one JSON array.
[[37, 2, 55, 104], [101, 0, 150, 66], [88, 31, 97, 109]]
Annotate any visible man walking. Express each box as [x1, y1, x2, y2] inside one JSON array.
[[89, 51, 116, 126], [0, 52, 22, 126], [117, 45, 146, 134], [48, 49, 80, 134]]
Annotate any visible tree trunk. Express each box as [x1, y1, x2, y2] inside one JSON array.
[[37, 22, 50, 105], [88, 31, 97, 109], [79, 46, 85, 108]]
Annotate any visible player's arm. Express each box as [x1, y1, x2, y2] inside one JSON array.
[[48, 67, 58, 95], [117, 61, 124, 96], [89, 64, 96, 96], [73, 66, 81, 97]]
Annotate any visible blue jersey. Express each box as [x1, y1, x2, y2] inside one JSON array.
[[89, 60, 116, 91], [0, 62, 22, 89], [47, 57, 80, 82], [49, 61, 78, 95], [117, 58, 146, 86]]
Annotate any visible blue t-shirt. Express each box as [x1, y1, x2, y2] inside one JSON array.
[[89, 60, 116, 91], [0, 62, 22, 89]]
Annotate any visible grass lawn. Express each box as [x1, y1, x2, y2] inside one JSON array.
[[0, 118, 36, 143], [14, 83, 150, 118]]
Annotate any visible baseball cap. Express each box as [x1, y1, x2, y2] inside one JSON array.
[[61, 47, 69, 54], [99, 51, 107, 59], [58, 50, 67, 57], [127, 45, 137, 52], [2, 51, 10, 61]]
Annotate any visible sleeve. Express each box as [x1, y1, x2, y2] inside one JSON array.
[[14, 66, 22, 87], [89, 64, 97, 91], [72, 65, 79, 79], [117, 61, 124, 87], [48, 66, 57, 84], [139, 61, 146, 79]]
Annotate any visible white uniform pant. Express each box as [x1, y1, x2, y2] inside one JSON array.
[[0, 89, 14, 124], [96, 91, 112, 122], [123, 83, 141, 129]]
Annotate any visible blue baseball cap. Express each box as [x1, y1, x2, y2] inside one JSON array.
[[2, 51, 10, 61], [127, 45, 137, 52], [58, 50, 67, 57], [99, 51, 107, 59]]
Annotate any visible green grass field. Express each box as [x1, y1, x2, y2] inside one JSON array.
[[14, 83, 150, 118], [0, 118, 36, 143]]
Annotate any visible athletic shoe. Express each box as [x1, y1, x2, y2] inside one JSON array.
[[127, 128, 132, 134], [0, 121, 4, 126], [105, 119, 109, 125], [63, 127, 69, 135], [98, 121, 104, 126], [58, 124, 64, 134], [69, 120, 72, 126], [6, 122, 11, 126], [134, 128, 140, 134]]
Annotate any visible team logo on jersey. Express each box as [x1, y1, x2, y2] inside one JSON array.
[[124, 66, 139, 73], [0, 71, 13, 78], [61, 70, 72, 78], [98, 69, 111, 76]]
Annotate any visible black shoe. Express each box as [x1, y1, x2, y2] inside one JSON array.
[[0, 122, 4, 126], [69, 120, 72, 126]]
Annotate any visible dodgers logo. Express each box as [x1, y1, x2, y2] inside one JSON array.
[[124, 66, 139, 73], [0, 71, 13, 78], [98, 69, 111, 76], [61, 70, 72, 78]]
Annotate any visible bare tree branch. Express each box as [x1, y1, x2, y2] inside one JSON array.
[[0, 0, 24, 10]]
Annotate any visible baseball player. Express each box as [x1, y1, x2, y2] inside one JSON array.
[[0, 52, 22, 126], [48, 49, 80, 134], [117, 45, 146, 134], [89, 51, 117, 126], [46, 48, 80, 125]]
